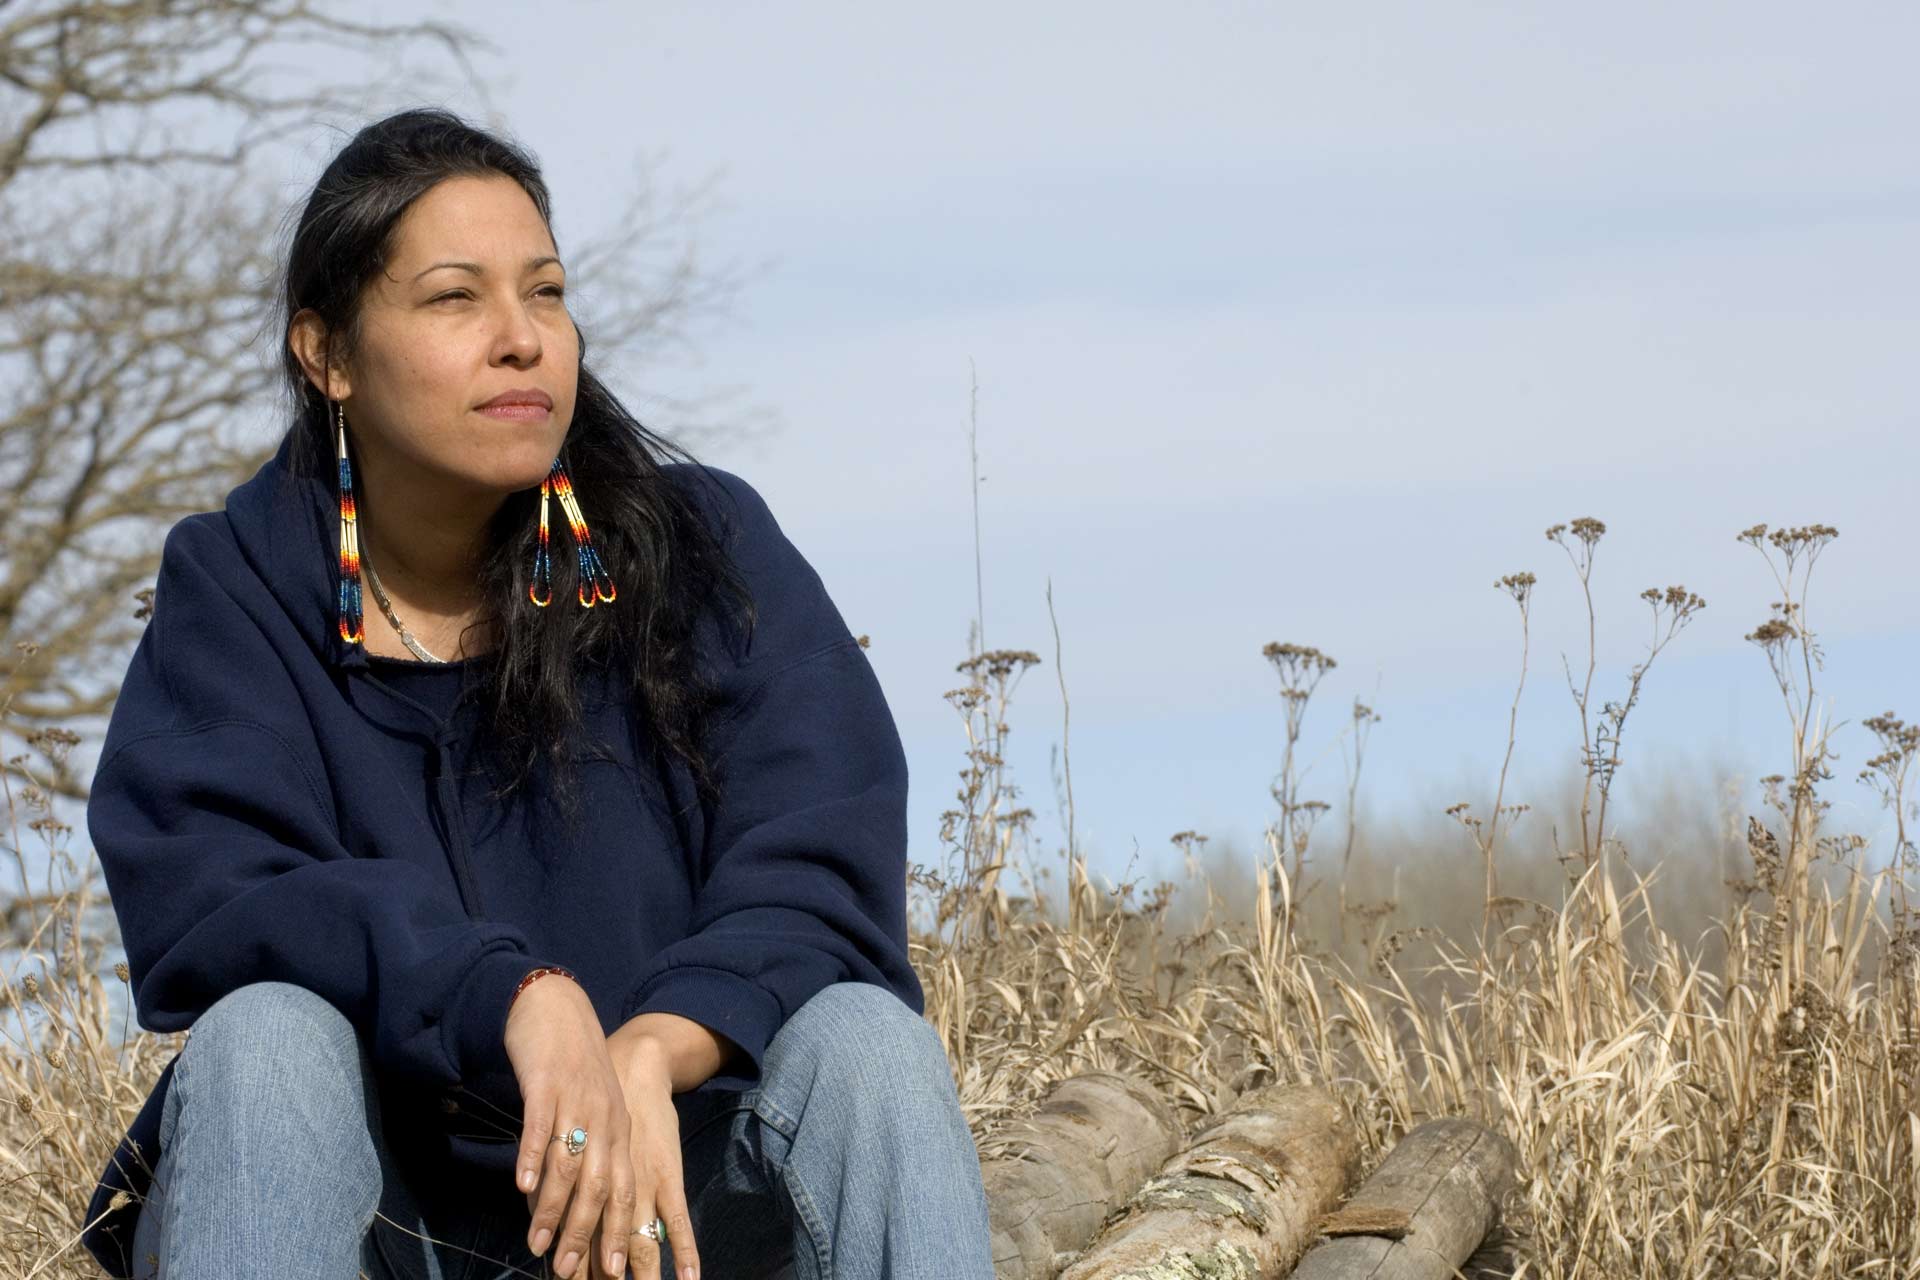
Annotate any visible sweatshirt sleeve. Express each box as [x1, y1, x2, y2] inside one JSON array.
[[616, 468, 923, 1075], [88, 516, 548, 1094]]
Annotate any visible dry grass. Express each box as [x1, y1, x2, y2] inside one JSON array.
[[6, 516, 1920, 1278]]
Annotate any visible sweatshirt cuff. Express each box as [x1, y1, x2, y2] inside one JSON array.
[[623, 966, 786, 1079], [444, 948, 545, 1084]]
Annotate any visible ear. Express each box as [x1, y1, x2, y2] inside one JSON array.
[[288, 308, 353, 402]]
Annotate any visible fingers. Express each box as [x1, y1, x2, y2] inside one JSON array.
[[517, 1089, 555, 1196], [527, 1116, 586, 1265], [656, 1174, 700, 1280], [587, 1223, 621, 1280], [552, 1133, 613, 1279], [599, 1122, 637, 1279], [625, 1153, 695, 1280], [624, 1190, 661, 1279]]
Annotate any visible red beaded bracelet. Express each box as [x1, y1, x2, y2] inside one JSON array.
[[511, 965, 577, 1008]]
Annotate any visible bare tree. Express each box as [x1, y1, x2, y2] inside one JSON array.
[[0, 1, 773, 800]]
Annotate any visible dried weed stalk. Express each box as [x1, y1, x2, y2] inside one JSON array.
[[1545, 519, 1705, 873], [1260, 641, 1337, 903]]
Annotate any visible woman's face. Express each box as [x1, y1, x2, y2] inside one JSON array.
[[303, 172, 579, 499]]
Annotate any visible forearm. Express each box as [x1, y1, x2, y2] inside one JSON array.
[[611, 1010, 746, 1093]]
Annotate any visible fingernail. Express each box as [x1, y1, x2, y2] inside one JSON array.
[[558, 1250, 579, 1277], [519, 1167, 535, 1191], [532, 1227, 551, 1255], [610, 1251, 626, 1276], [682, 1266, 697, 1280]]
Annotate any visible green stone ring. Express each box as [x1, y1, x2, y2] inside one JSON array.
[[551, 1126, 587, 1156], [632, 1217, 667, 1242]]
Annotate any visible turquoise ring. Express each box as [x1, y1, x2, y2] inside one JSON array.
[[632, 1217, 668, 1242], [551, 1126, 587, 1156]]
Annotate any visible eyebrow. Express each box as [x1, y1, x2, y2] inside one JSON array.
[[412, 255, 564, 281]]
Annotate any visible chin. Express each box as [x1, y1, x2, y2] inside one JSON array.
[[471, 439, 565, 488], [441, 458, 551, 497], [504, 458, 560, 493]]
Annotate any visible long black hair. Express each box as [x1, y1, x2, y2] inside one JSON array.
[[273, 106, 757, 820]]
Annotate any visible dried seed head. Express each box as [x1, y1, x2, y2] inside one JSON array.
[[1260, 643, 1337, 702], [1496, 571, 1535, 608], [1862, 711, 1919, 757], [1260, 641, 1337, 671], [1769, 523, 1839, 553], [941, 686, 984, 714], [1641, 584, 1706, 614], [114, 962, 130, 983], [1745, 815, 1783, 894], [1741, 521, 1839, 569], [955, 648, 1042, 681], [23, 726, 81, 767]]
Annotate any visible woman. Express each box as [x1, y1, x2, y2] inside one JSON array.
[[77, 107, 994, 1280]]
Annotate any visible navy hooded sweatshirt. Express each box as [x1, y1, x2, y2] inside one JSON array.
[[77, 431, 922, 1277]]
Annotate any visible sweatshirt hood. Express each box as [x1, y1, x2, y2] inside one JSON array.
[[224, 428, 375, 673]]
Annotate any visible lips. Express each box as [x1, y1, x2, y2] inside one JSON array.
[[477, 388, 552, 410]]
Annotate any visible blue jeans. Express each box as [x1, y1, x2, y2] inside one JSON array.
[[126, 979, 994, 1278]]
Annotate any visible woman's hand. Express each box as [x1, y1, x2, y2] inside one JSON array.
[[503, 974, 637, 1279], [581, 1026, 701, 1280]]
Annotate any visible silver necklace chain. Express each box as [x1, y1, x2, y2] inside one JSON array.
[[361, 555, 449, 663]]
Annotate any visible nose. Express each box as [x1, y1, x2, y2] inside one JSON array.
[[490, 296, 544, 366]]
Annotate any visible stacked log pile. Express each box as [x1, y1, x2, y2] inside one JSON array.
[[981, 1075, 1519, 1279], [985, 1073, 1187, 1278]]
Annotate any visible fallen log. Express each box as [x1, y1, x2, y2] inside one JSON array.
[[985, 1072, 1188, 1279], [1290, 1117, 1518, 1280], [1056, 1084, 1358, 1280]]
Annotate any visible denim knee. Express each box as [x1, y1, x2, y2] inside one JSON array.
[[764, 982, 952, 1112], [169, 980, 379, 1171]]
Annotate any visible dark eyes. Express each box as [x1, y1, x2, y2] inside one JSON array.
[[431, 285, 565, 304]]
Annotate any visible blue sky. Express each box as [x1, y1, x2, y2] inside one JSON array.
[[310, 2, 1918, 890]]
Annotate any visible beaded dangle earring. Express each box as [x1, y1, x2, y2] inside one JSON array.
[[334, 399, 366, 644], [527, 456, 616, 609]]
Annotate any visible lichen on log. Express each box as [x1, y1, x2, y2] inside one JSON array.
[[984, 1071, 1188, 1279], [1056, 1084, 1359, 1280]]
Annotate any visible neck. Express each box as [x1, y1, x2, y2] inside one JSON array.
[[352, 438, 502, 646]]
